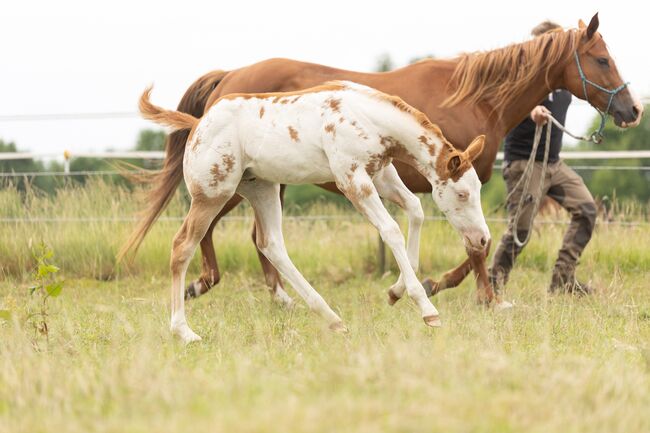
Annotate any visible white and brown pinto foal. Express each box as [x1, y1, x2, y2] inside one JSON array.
[[139, 81, 489, 343]]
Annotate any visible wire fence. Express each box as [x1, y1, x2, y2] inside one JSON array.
[[1, 97, 648, 122], [1, 150, 649, 228]]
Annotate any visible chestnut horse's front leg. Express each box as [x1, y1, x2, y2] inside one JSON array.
[[423, 241, 512, 308], [421, 256, 473, 297]]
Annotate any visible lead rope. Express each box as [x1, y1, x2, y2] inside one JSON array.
[[507, 119, 552, 248]]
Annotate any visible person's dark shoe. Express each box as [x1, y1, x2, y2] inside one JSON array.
[[550, 270, 593, 295]]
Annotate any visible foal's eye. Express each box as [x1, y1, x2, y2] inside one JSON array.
[[596, 57, 609, 67], [457, 191, 469, 201]]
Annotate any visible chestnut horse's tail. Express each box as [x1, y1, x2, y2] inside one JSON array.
[[118, 70, 228, 262]]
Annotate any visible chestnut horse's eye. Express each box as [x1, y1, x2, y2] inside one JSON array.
[[597, 57, 610, 67]]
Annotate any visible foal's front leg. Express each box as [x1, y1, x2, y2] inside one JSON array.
[[236, 180, 345, 331], [372, 164, 425, 305], [338, 172, 441, 327]]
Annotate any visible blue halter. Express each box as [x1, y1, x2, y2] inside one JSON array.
[[574, 51, 629, 143]]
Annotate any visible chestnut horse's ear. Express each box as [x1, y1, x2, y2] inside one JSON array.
[[587, 12, 599, 39], [447, 154, 462, 173], [463, 135, 485, 162]]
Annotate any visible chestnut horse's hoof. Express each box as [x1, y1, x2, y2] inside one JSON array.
[[387, 289, 401, 306], [184, 280, 201, 300], [423, 315, 442, 327], [422, 278, 441, 297]]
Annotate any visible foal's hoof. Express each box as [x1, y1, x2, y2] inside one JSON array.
[[494, 300, 514, 311], [172, 328, 202, 344], [387, 289, 401, 306], [329, 321, 349, 334], [423, 315, 442, 327]]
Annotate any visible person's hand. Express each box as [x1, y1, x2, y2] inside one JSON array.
[[530, 105, 551, 125]]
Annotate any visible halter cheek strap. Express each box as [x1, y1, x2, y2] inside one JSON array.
[[574, 51, 629, 143]]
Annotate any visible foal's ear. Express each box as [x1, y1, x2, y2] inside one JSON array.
[[447, 154, 462, 174], [463, 135, 485, 162], [586, 12, 599, 39], [578, 19, 587, 29]]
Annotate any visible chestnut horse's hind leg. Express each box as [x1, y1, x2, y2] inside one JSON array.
[[250, 184, 293, 306], [237, 179, 344, 330], [185, 194, 245, 299]]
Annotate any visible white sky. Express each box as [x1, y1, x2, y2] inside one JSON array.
[[1, 0, 648, 155]]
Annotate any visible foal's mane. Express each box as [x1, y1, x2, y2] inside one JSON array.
[[442, 28, 580, 112]]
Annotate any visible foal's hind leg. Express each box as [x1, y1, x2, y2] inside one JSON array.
[[237, 180, 344, 330], [250, 184, 293, 306], [372, 165, 425, 306], [170, 189, 234, 343]]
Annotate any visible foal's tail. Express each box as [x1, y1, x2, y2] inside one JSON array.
[[118, 70, 228, 262], [139, 86, 199, 131]]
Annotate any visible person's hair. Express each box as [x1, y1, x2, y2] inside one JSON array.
[[531, 20, 562, 37]]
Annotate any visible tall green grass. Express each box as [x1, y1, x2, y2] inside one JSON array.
[[1, 181, 650, 432], [1, 179, 648, 283]]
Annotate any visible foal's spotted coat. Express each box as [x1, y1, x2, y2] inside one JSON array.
[[139, 81, 489, 343]]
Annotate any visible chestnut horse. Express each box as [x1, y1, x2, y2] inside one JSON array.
[[121, 14, 642, 305]]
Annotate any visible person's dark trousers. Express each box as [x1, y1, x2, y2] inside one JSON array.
[[489, 160, 598, 293]]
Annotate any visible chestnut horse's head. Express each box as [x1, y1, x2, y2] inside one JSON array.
[[563, 13, 643, 129]]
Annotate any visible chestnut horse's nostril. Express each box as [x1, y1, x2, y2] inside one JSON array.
[[632, 106, 640, 120]]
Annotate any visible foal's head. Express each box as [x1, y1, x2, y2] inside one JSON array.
[[432, 135, 489, 252], [562, 13, 643, 128]]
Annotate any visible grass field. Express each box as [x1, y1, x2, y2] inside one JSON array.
[[1, 181, 650, 432]]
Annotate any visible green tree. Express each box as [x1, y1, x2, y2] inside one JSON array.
[[0, 139, 59, 193], [135, 129, 166, 151], [375, 53, 395, 72]]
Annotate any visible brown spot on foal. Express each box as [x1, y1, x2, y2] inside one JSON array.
[[326, 97, 342, 113], [324, 123, 336, 137], [259, 106, 265, 118], [418, 135, 436, 157], [209, 154, 236, 187], [222, 154, 235, 172], [288, 126, 300, 142]]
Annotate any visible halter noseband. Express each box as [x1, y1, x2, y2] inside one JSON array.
[[574, 51, 629, 143]]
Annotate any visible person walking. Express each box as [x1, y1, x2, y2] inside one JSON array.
[[489, 20, 597, 295]]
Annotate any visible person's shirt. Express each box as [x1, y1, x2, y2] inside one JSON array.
[[504, 90, 572, 163]]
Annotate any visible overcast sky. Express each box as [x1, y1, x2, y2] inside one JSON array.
[[1, 0, 648, 156]]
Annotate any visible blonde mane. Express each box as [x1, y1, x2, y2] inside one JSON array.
[[442, 28, 580, 112]]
